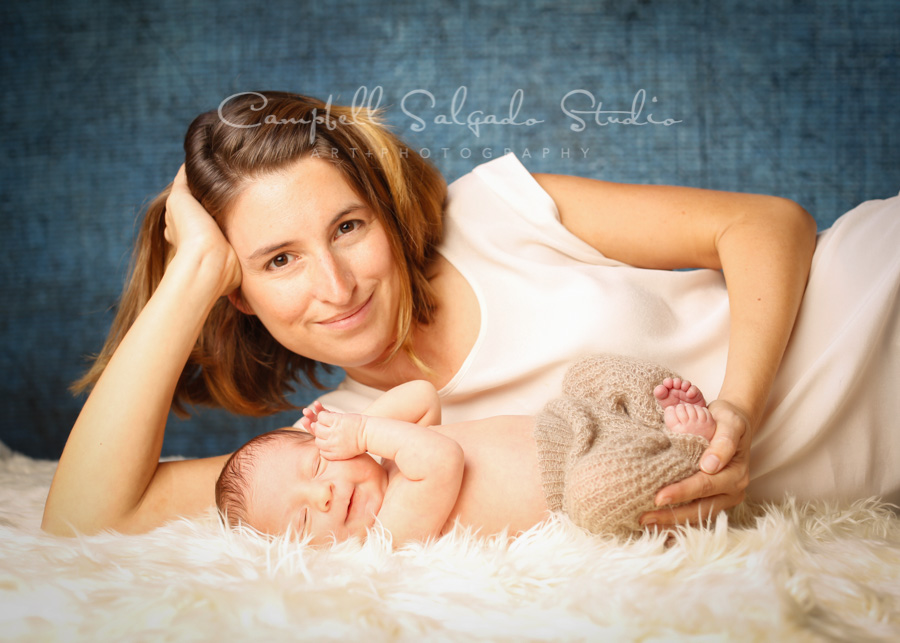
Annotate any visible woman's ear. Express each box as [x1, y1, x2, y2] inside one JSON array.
[[227, 290, 255, 315]]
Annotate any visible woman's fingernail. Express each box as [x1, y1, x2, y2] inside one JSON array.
[[656, 496, 671, 507], [641, 517, 657, 526], [701, 454, 720, 474]]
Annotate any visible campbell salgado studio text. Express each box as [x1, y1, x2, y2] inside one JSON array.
[[218, 87, 683, 139]]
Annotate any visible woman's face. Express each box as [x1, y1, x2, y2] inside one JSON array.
[[223, 157, 401, 369]]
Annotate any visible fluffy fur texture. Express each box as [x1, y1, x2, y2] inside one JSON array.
[[2, 442, 899, 641]]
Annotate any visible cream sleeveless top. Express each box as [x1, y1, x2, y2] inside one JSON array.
[[316, 154, 900, 505]]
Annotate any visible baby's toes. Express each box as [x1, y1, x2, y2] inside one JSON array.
[[697, 408, 716, 440], [654, 383, 669, 401], [664, 405, 678, 427], [677, 403, 695, 422], [665, 404, 690, 433], [688, 385, 707, 406]]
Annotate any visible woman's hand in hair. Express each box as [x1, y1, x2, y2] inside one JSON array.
[[164, 165, 242, 296]]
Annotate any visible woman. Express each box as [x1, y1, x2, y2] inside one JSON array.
[[42, 91, 899, 536]]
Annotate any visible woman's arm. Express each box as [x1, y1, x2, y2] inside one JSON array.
[[42, 167, 241, 536], [533, 174, 818, 523]]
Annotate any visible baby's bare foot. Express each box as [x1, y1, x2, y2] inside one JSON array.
[[664, 404, 716, 441], [654, 377, 707, 410]]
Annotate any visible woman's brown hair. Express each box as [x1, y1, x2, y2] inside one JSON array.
[[72, 91, 447, 416]]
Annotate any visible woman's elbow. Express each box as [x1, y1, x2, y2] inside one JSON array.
[[778, 198, 818, 245], [42, 500, 134, 537], [791, 201, 818, 268], [40, 513, 71, 537], [763, 197, 817, 266], [40, 508, 96, 537], [41, 494, 76, 536]]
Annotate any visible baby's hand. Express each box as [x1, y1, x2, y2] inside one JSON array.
[[305, 410, 367, 460], [298, 401, 327, 433]]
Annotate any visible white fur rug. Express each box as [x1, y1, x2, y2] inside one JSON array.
[[2, 443, 899, 642]]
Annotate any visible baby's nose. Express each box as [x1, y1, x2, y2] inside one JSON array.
[[311, 481, 334, 511]]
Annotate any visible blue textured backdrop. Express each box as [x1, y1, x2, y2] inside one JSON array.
[[1, 0, 898, 459]]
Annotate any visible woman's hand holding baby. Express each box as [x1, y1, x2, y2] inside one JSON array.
[[301, 402, 368, 460], [642, 399, 751, 527]]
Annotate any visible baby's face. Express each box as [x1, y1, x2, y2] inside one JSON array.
[[247, 434, 388, 544]]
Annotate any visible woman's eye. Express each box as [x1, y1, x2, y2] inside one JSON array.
[[336, 220, 362, 237], [267, 253, 291, 270]]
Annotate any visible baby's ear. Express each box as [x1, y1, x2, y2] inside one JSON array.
[[227, 290, 254, 315]]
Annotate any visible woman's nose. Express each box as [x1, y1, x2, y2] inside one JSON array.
[[312, 251, 354, 304]]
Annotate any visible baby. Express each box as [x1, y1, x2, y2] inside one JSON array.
[[215, 355, 716, 546]]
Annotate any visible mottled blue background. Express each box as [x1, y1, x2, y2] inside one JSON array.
[[1, 0, 898, 459]]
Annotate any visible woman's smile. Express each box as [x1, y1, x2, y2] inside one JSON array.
[[317, 294, 374, 331]]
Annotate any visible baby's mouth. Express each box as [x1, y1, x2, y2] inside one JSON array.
[[345, 488, 355, 523]]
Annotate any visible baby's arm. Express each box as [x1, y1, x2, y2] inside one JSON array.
[[362, 380, 442, 426], [303, 380, 441, 434], [307, 407, 463, 545]]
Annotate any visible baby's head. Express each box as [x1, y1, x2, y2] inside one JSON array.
[[216, 428, 387, 544], [215, 429, 312, 530]]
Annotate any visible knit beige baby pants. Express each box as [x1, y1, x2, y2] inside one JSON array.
[[533, 355, 710, 536]]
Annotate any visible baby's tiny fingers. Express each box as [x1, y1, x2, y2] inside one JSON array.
[[316, 410, 336, 427]]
